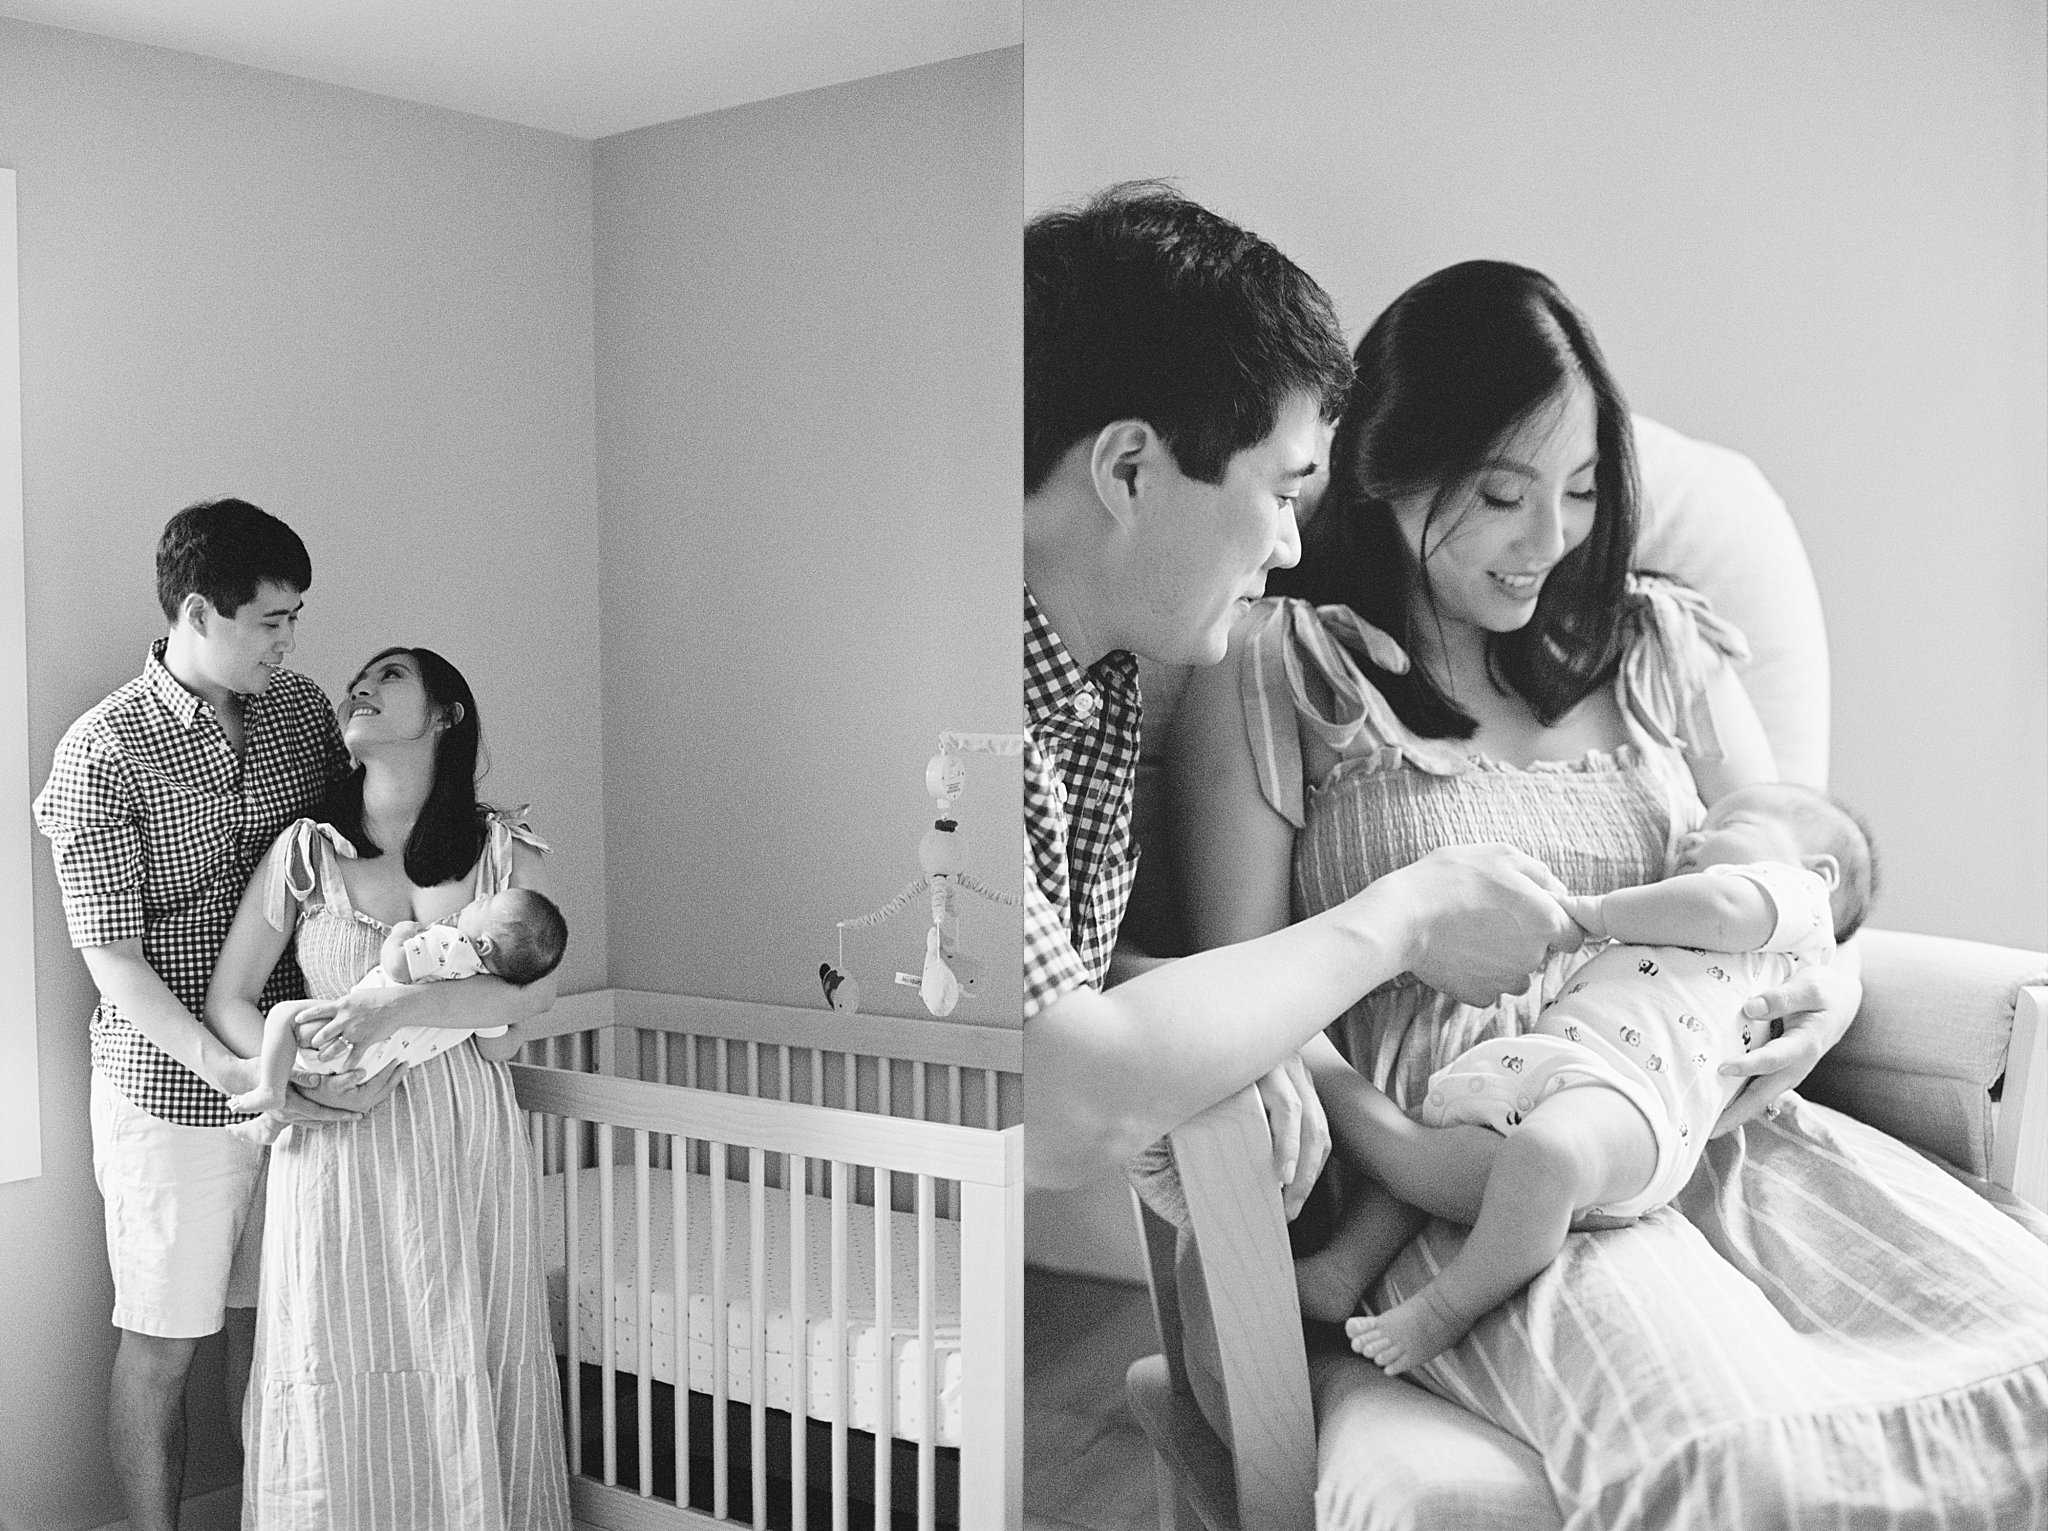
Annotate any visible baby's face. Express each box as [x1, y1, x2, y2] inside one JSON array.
[[1673, 786, 1807, 876], [452, 894, 504, 949]]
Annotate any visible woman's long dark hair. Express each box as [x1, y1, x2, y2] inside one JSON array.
[[1271, 260, 1638, 738], [323, 646, 490, 888]]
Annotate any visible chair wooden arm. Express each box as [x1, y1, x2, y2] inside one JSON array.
[[1128, 1084, 1317, 1531], [1992, 986, 2048, 1208]]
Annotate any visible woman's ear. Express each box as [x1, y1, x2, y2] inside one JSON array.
[[439, 702, 466, 732]]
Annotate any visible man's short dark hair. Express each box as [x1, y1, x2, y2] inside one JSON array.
[[1025, 180, 1353, 495], [156, 498, 313, 622]]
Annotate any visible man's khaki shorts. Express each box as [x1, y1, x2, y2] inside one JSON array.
[[90, 1072, 267, 1338]]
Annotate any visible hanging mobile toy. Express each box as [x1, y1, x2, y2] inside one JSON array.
[[821, 731, 1023, 1017]]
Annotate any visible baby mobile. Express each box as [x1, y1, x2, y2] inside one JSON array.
[[819, 730, 1023, 1017]]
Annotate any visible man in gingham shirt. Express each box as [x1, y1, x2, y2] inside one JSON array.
[[34, 499, 349, 1531], [1021, 185, 1583, 1197]]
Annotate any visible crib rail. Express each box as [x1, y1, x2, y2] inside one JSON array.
[[525, 990, 1023, 1136], [512, 996, 1021, 1531]]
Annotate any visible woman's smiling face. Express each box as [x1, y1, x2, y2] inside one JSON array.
[[339, 651, 437, 749], [1392, 377, 1599, 642]]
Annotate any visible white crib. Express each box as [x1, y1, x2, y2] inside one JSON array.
[[511, 990, 1023, 1531]]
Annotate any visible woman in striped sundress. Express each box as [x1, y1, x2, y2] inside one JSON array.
[[208, 646, 570, 1531], [1169, 261, 2048, 1526]]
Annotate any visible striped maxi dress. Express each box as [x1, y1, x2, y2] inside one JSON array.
[[241, 817, 570, 1531], [1239, 588, 2048, 1527]]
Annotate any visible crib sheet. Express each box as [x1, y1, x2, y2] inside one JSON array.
[[540, 1166, 964, 1447]]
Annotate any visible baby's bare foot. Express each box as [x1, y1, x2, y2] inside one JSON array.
[[1345, 1285, 1471, 1375], [225, 1112, 285, 1148], [1294, 1245, 1368, 1325], [227, 1087, 285, 1116]]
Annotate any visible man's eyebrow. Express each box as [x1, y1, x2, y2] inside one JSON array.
[[261, 600, 304, 618], [1282, 457, 1320, 482]]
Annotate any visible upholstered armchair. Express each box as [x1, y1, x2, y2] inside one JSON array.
[[1120, 418, 2048, 1531]]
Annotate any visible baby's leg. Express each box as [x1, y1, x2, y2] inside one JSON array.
[[1327, 1074, 1508, 1225], [1295, 1178, 1428, 1324], [1348, 1085, 1657, 1375], [225, 1005, 302, 1115]]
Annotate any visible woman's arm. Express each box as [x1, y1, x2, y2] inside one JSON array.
[[1167, 631, 1333, 1209], [204, 837, 371, 1120], [304, 838, 557, 1059], [1688, 659, 1777, 806]]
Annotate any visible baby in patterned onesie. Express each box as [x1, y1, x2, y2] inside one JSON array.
[[228, 885, 567, 1117], [1300, 782, 1873, 1375]]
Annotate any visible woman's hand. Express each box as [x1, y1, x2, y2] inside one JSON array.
[[288, 1063, 405, 1117], [1256, 1052, 1332, 1219], [301, 985, 410, 1058], [1712, 960, 1862, 1134]]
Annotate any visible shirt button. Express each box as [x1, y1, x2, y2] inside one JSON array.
[[1468, 1077, 1485, 1093], [1072, 691, 1096, 718], [1517, 1095, 1533, 1112]]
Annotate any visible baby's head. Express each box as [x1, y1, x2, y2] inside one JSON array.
[[454, 888, 569, 987], [1675, 783, 1877, 942]]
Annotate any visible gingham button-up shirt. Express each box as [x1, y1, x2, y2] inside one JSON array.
[[35, 643, 349, 1125], [1022, 587, 1142, 1019]]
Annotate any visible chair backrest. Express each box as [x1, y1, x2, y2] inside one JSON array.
[[1124, 418, 1834, 1522]]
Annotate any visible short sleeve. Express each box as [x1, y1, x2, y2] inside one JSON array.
[[34, 724, 147, 949], [262, 819, 354, 933], [1234, 598, 1423, 829], [1703, 861, 1836, 963], [1616, 575, 1752, 761], [475, 809, 549, 896], [1022, 875, 1092, 1020]]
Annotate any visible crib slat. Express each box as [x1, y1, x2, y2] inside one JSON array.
[[674, 1138, 691, 1514], [873, 1165, 891, 1531], [831, 1158, 849, 1531], [634, 1130, 653, 1499], [711, 1149, 729, 1521], [917, 1173, 937, 1531], [789, 1147, 809, 1531], [749, 1148, 769, 1529], [599, 1121, 618, 1487], [562, 1112, 583, 1479]]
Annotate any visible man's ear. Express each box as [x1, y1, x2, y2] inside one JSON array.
[[1803, 852, 1841, 890], [1087, 419, 1159, 531], [179, 592, 211, 632]]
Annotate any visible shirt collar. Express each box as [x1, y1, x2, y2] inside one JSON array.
[[142, 639, 207, 730], [142, 637, 273, 732], [1025, 585, 1138, 732]]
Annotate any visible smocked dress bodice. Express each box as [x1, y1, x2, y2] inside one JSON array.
[[264, 811, 547, 1000], [1237, 576, 1748, 1108]]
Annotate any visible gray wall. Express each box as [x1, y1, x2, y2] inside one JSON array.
[[0, 20, 605, 1527], [0, 27, 1023, 1527], [1026, 0, 2048, 951], [593, 50, 1024, 1019]]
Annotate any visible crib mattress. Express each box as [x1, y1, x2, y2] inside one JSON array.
[[540, 1166, 963, 1447]]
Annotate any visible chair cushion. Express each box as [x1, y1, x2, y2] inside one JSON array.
[[1309, 1350, 1561, 1531]]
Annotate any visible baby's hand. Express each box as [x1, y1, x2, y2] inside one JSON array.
[[1555, 892, 1608, 940]]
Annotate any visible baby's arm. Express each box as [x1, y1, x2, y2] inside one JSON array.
[[1558, 872, 1776, 953], [378, 920, 426, 984], [226, 998, 323, 1115]]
